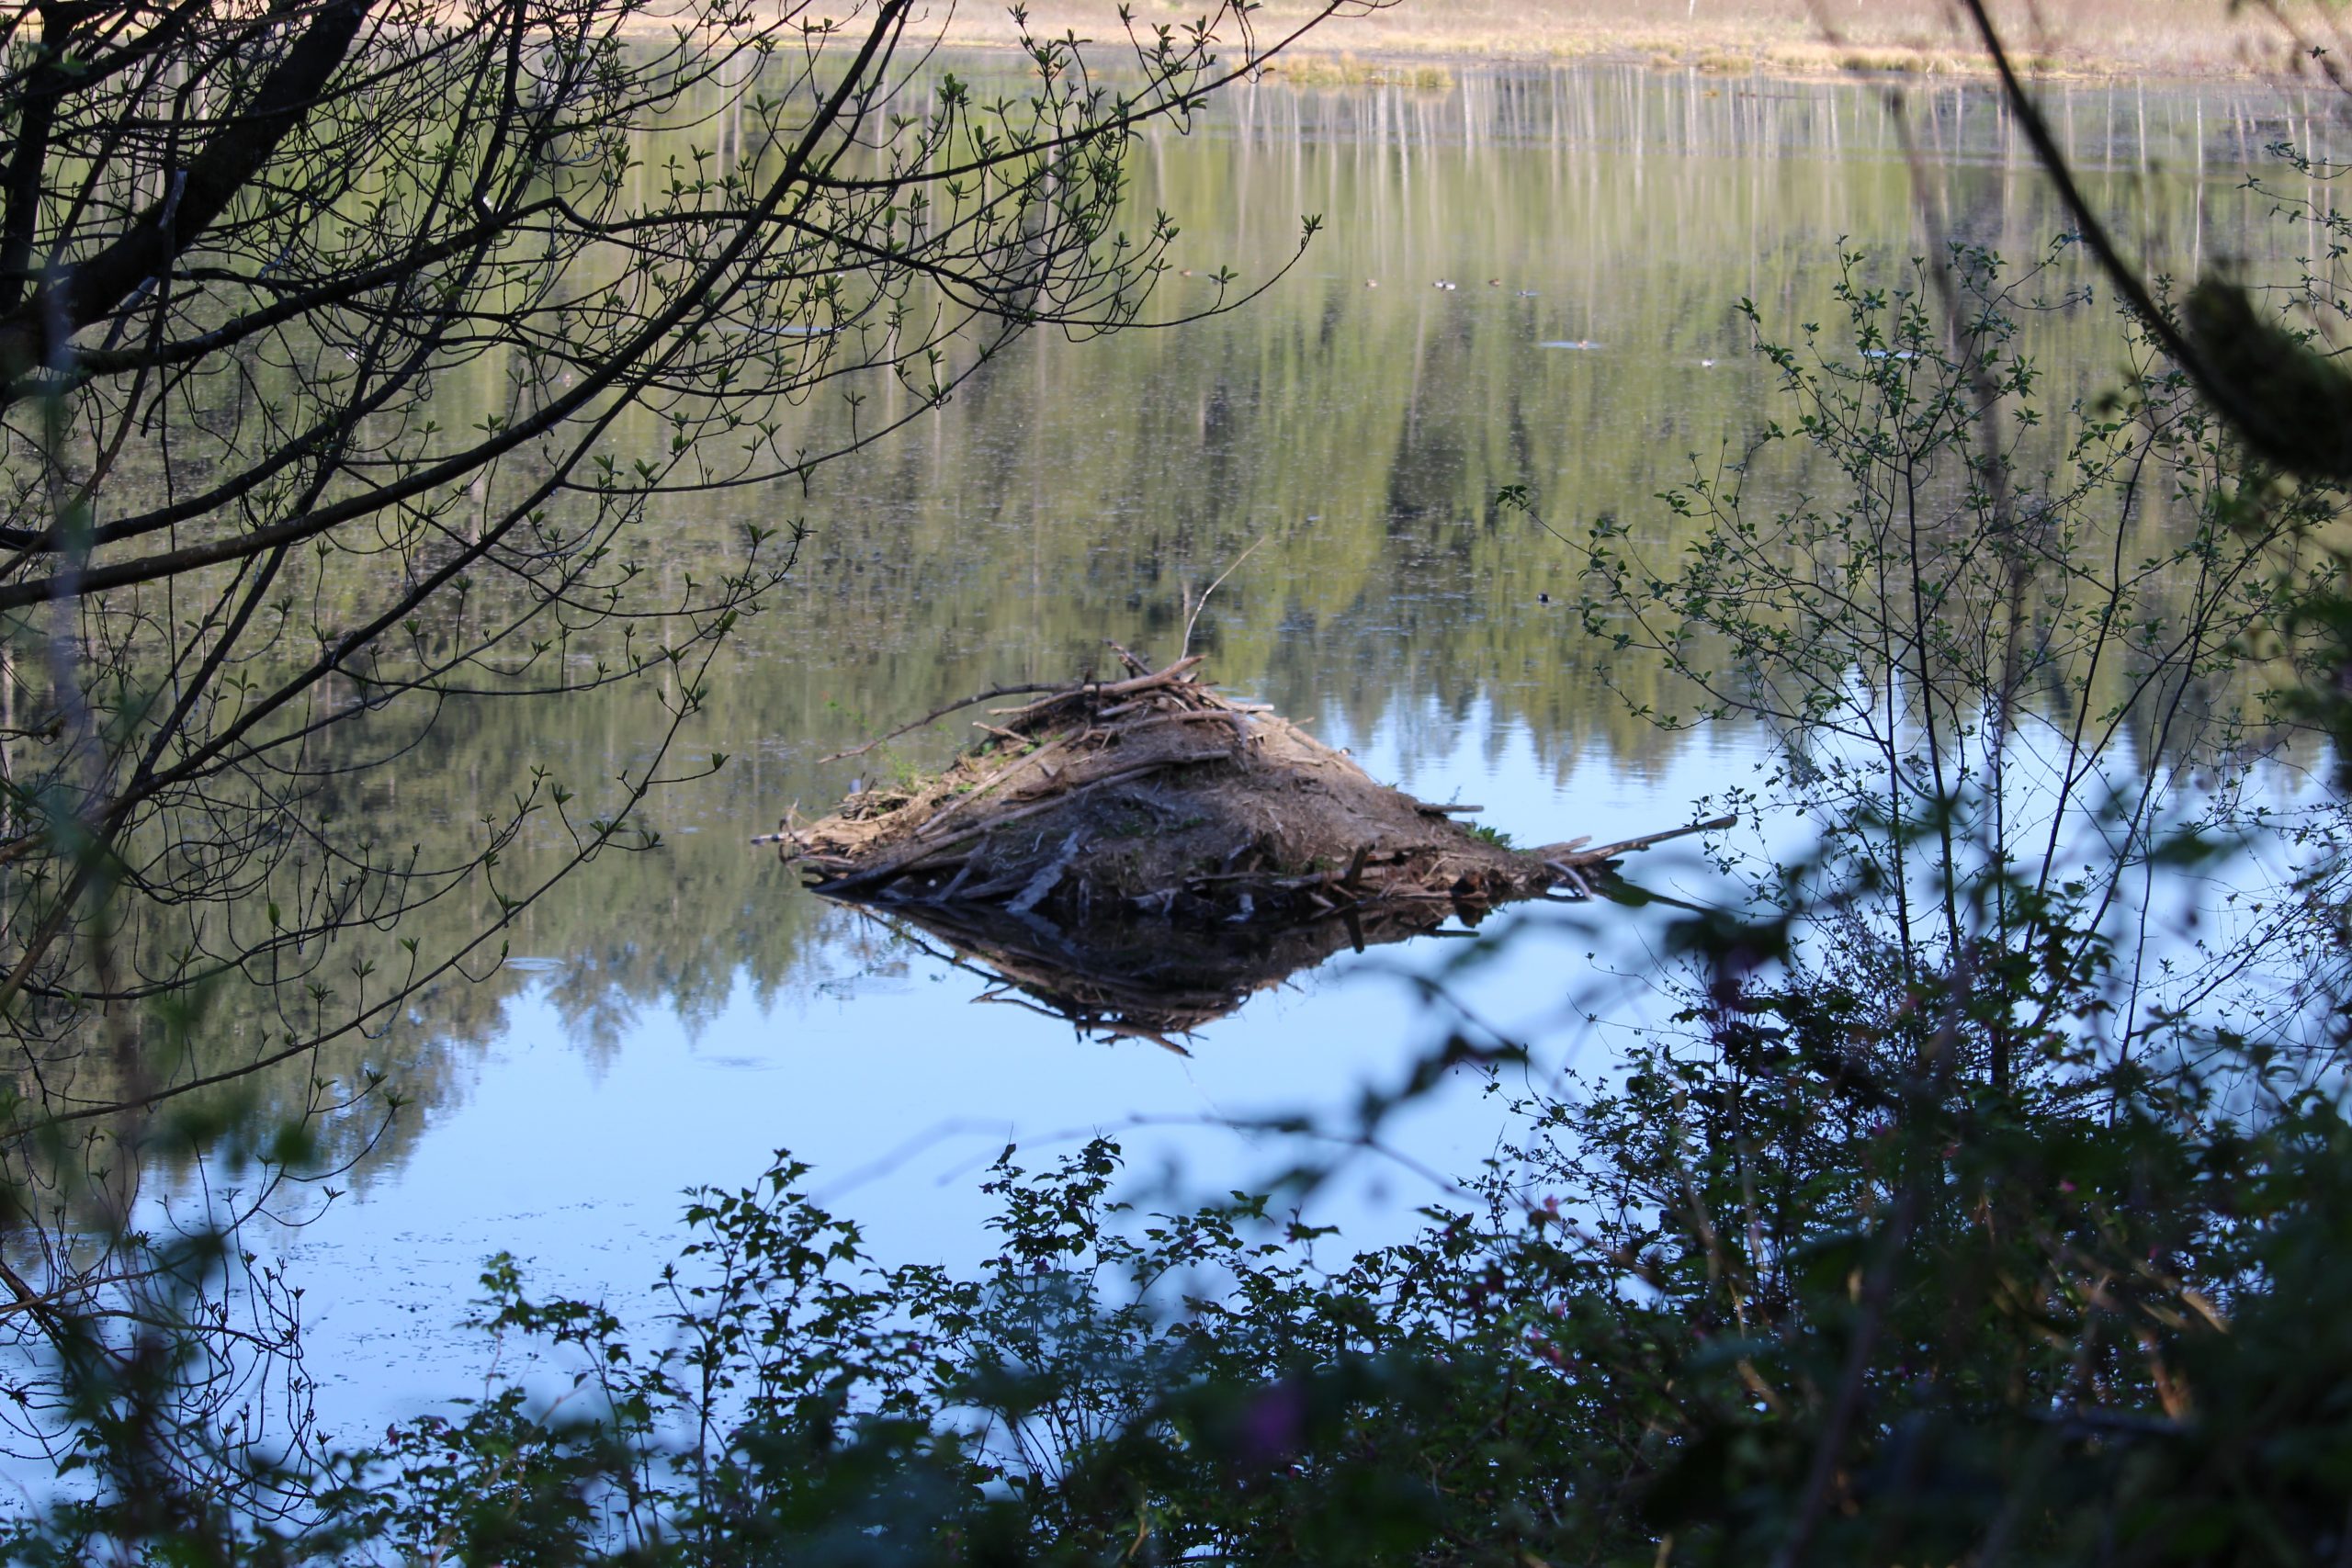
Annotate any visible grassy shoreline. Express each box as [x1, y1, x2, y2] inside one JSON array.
[[925, 0, 2312, 83]]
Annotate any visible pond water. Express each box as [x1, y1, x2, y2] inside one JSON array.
[[128, 60, 2342, 1438]]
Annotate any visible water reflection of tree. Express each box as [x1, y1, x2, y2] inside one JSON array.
[[132, 59, 2320, 1196], [0, 0, 1376, 1483]]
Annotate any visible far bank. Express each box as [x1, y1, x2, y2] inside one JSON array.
[[927, 0, 2304, 83]]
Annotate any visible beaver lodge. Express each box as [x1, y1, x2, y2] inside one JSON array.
[[760, 653, 1727, 1003]]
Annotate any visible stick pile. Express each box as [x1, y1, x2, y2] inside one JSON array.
[[761, 652, 1727, 930]]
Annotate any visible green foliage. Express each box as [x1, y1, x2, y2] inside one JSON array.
[[1545, 238, 2344, 1092], [16, 1029, 2352, 1564]]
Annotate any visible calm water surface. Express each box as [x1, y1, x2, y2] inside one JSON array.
[[223, 62, 2335, 1432]]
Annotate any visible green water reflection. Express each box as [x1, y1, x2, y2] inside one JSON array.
[[134, 61, 2335, 1178]]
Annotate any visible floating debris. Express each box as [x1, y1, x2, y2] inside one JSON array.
[[760, 656, 1727, 960]]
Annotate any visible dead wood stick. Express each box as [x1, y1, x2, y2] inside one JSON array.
[[1545, 815, 1736, 866], [1006, 829, 1086, 916], [875, 853, 970, 887], [1544, 860, 1595, 898], [1182, 536, 1266, 659], [786, 854, 857, 874], [808, 749, 1228, 897], [947, 867, 1036, 904], [1112, 660, 1204, 695], [1416, 803, 1485, 816], [1096, 694, 1194, 719], [820, 760, 1176, 895], [1103, 639, 1154, 676], [914, 734, 1072, 839], [991, 656, 1206, 722], [1182, 851, 1408, 887], [1095, 1021, 1193, 1055], [1111, 708, 1249, 742], [1019, 743, 1228, 802], [818, 682, 1074, 763]]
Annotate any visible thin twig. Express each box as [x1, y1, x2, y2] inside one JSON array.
[[913, 734, 1072, 839], [1951, 0, 2267, 446], [808, 748, 1229, 897], [817, 682, 1070, 763], [1182, 536, 1265, 659], [990, 656, 1204, 724], [1542, 814, 1736, 866]]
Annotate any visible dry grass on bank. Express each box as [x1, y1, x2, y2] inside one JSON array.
[[923, 0, 2335, 82]]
